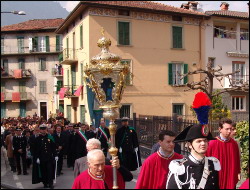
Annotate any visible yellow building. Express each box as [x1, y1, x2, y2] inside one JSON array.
[[55, 1, 209, 125], [1, 19, 64, 119]]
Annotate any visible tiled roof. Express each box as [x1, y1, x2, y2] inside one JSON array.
[[1, 18, 65, 32], [82, 1, 207, 16], [205, 10, 249, 19]]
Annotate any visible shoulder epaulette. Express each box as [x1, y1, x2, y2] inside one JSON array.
[[207, 156, 221, 171], [169, 158, 187, 175]]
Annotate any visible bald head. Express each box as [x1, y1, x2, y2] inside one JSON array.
[[86, 138, 101, 151], [87, 149, 105, 163], [87, 149, 105, 176]]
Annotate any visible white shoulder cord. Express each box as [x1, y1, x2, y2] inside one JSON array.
[[173, 166, 193, 189]]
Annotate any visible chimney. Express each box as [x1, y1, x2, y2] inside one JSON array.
[[181, 3, 189, 9], [220, 2, 229, 10], [188, 1, 198, 11]]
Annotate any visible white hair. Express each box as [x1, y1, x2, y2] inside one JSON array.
[[87, 149, 104, 163], [86, 138, 101, 150]]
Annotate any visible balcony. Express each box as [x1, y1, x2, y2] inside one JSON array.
[[3, 92, 34, 101], [60, 48, 78, 65], [63, 85, 81, 98], [224, 75, 249, 88], [1, 69, 32, 79], [52, 68, 63, 78]]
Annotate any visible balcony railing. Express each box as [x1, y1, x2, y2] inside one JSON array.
[[3, 92, 34, 101], [52, 68, 63, 77], [1, 69, 32, 79], [224, 75, 249, 88], [61, 48, 78, 65], [64, 85, 80, 98]]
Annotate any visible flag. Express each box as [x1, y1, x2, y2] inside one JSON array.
[[14, 69, 22, 78], [59, 87, 67, 99], [12, 92, 21, 102], [1, 92, 4, 102], [74, 85, 83, 96]]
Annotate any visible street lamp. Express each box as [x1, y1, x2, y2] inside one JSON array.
[[1, 11, 26, 15], [84, 28, 129, 189]]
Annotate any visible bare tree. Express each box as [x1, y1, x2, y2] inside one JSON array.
[[175, 62, 249, 100]]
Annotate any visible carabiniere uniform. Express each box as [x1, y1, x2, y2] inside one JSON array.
[[166, 124, 221, 189]]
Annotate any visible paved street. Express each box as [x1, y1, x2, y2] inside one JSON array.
[[1, 147, 141, 189]]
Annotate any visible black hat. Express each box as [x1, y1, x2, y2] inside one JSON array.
[[174, 124, 215, 143], [39, 124, 47, 130], [73, 124, 79, 129], [121, 117, 129, 122], [15, 127, 22, 131]]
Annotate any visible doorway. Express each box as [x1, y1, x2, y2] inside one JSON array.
[[40, 102, 47, 120]]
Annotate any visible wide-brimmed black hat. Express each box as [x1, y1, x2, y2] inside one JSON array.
[[174, 124, 215, 143]]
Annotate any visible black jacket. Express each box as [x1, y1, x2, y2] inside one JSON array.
[[13, 135, 27, 153]]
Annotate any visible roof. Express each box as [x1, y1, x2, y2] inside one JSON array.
[[205, 10, 249, 19], [1, 18, 65, 32], [83, 1, 207, 16]]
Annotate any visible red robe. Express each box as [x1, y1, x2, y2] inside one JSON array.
[[135, 151, 183, 189], [239, 178, 249, 189], [206, 137, 241, 189], [72, 165, 125, 189]]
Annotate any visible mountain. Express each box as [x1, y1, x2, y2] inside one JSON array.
[[1, 1, 69, 26]]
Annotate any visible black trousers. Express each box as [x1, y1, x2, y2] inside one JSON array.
[[8, 157, 16, 171], [14, 152, 27, 173], [40, 160, 54, 186], [57, 153, 63, 174]]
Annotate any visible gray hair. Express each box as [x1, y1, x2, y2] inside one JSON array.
[[86, 138, 101, 150], [87, 149, 104, 163]]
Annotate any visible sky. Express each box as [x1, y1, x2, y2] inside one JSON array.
[[57, 1, 249, 13]]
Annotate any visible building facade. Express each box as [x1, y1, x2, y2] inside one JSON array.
[[1, 19, 64, 119], [56, 1, 209, 125], [205, 2, 249, 121]]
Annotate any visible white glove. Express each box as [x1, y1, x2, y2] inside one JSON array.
[[134, 147, 138, 152], [55, 156, 59, 161], [36, 158, 40, 164]]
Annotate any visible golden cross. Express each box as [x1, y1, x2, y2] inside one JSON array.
[[101, 27, 105, 36]]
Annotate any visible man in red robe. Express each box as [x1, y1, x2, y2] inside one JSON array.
[[72, 149, 125, 189], [206, 118, 241, 189], [135, 130, 183, 189]]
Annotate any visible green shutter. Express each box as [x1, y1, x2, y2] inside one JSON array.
[[56, 35, 60, 51], [66, 38, 69, 57], [20, 102, 26, 117], [3, 59, 9, 72], [168, 63, 173, 85], [1, 81, 5, 92], [81, 63, 83, 85], [57, 81, 63, 92], [46, 36, 50, 52], [17, 37, 24, 53], [59, 104, 64, 113], [184, 64, 188, 84], [67, 105, 71, 122], [71, 66, 76, 86], [118, 22, 130, 45], [1, 103, 6, 118], [80, 105, 86, 123], [80, 25, 83, 48], [40, 58, 46, 71], [173, 26, 182, 48], [18, 58, 25, 69]]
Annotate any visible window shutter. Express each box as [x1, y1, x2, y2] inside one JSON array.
[[66, 38, 69, 57], [3, 59, 9, 72], [46, 36, 50, 52], [168, 63, 173, 85], [34, 37, 38, 51], [80, 25, 83, 48], [56, 35, 60, 51], [124, 22, 130, 45], [18, 58, 25, 69], [184, 64, 188, 84], [118, 22, 124, 45], [173, 26, 182, 48]]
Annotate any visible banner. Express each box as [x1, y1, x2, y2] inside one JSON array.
[[12, 92, 21, 102], [74, 85, 83, 96], [14, 69, 22, 78], [58, 87, 67, 99]]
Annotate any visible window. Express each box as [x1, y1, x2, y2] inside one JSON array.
[[39, 58, 46, 71], [168, 63, 188, 85], [172, 26, 183, 48], [67, 105, 71, 122], [173, 104, 184, 115], [45, 36, 50, 52], [120, 59, 132, 85], [172, 16, 182, 22], [232, 61, 245, 85], [39, 36, 46, 52], [232, 96, 245, 111], [56, 35, 63, 51], [17, 36, 24, 53], [80, 105, 86, 123], [214, 26, 226, 38], [118, 21, 130, 45], [39, 81, 47, 93], [240, 28, 249, 40], [1, 81, 5, 92], [1, 103, 6, 118], [118, 10, 130, 16], [80, 25, 83, 49], [120, 105, 131, 118], [1, 37, 4, 54], [208, 57, 215, 68], [1, 59, 8, 73], [20, 102, 26, 117], [30, 37, 38, 52], [18, 58, 25, 69]]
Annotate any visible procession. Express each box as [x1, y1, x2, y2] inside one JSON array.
[[1, 1, 249, 189]]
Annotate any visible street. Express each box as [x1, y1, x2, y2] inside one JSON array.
[[1, 147, 141, 189]]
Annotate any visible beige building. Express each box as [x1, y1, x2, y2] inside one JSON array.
[[56, 1, 209, 125], [1, 19, 64, 119]]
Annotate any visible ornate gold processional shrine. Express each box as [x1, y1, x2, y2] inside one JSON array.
[[84, 28, 130, 189]]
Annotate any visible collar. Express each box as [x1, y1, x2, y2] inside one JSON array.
[[88, 169, 105, 181], [189, 153, 205, 165], [219, 134, 230, 141], [158, 147, 174, 159]]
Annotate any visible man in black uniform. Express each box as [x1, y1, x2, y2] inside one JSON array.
[[53, 124, 66, 176], [75, 123, 89, 159], [166, 124, 221, 189], [68, 124, 79, 168], [13, 127, 28, 175], [64, 123, 74, 168], [34, 124, 57, 189], [116, 117, 142, 171], [96, 118, 110, 157]]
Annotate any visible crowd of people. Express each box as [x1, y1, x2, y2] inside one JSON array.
[[1, 113, 248, 189]]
